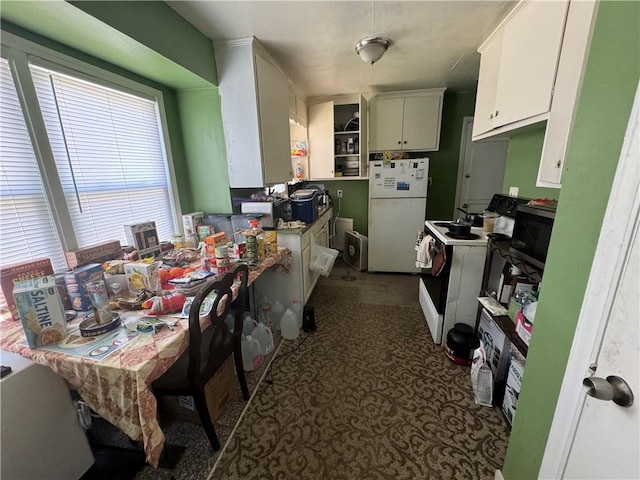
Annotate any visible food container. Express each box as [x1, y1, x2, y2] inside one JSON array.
[[290, 189, 318, 224], [124, 262, 161, 296], [64, 263, 106, 311]]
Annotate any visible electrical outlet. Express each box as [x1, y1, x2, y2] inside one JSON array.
[[509, 187, 519, 197], [337, 189, 343, 199]]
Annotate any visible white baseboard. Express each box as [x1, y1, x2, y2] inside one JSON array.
[[495, 469, 505, 480]]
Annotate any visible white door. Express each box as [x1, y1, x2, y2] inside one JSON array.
[[455, 117, 509, 216], [539, 83, 640, 479], [308, 101, 335, 179]]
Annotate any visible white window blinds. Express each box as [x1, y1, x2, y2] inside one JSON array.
[[29, 64, 177, 248], [0, 58, 67, 271]]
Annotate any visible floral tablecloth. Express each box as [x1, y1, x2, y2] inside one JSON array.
[[0, 248, 290, 468]]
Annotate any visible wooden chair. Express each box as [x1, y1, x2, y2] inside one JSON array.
[[152, 263, 250, 451]]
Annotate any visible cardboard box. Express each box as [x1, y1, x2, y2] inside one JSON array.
[[158, 357, 235, 424], [64, 264, 106, 311], [197, 225, 215, 242], [1, 258, 54, 321], [123, 221, 161, 259], [64, 240, 122, 269], [478, 309, 512, 389], [515, 311, 534, 346], [501, 357, 525, 426], [124, 262, 161, 296], [182, 212, 204, 237], [12, 275, 67, 348]]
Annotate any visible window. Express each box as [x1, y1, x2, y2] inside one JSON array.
[[0, 39, 179, 271], [0, 36, 180, 312]]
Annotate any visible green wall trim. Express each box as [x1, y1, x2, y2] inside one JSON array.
[[502, 128, 561, 200], [70, 1, 217, 85], [177, 88, 232, 215], [1, 1, 213, 89], [503, 2, 640, 478]]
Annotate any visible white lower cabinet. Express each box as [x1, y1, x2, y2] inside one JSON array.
[[254, 208, 333, 308]]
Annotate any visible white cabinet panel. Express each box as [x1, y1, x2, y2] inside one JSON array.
[[216, 39, 291, 188], [369, 89, 445, 152], [308, 101, 335, 179], [369, 97, 404, 151], [472, 31, 503, 138], [494, 0, 568, 127]]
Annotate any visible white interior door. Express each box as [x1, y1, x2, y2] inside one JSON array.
[[455, 117, 509, 216], [539, 82, 640, 480]]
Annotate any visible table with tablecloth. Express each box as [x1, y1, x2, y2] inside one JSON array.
[[0, 248, 290, 468]]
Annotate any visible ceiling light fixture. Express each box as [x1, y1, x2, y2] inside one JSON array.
[[355, 36, 391, 65]]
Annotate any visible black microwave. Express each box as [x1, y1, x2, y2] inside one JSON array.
[[509, 204, 556, 269]]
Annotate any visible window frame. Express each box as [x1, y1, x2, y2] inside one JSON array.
[[0, 30, 182, 255]]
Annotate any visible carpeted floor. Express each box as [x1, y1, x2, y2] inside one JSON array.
[[210, 260, 510, 479], [89, 259, 509, 479]]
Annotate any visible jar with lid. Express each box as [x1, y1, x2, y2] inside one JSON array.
[[171, 233, 185, 249]]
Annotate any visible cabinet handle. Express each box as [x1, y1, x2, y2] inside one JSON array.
[[489, 113, 494, 120], [403, 141, 407, 144], [495, 110, 499, 117], [555, 160, 562, 169], [398, 141, 402, 145]]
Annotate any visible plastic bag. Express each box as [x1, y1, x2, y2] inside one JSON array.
[[471, 341, 494, 406], [309, 237, 339, 276]]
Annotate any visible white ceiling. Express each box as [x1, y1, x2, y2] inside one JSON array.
[[167, 1, 516, 99]]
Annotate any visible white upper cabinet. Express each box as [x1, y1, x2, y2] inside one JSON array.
[[369, 89, 445, 152], [215, 38, 291, 188], [289, 82, 307, 126], [308, 94, 368, 180], [473, 0, 569, 139]]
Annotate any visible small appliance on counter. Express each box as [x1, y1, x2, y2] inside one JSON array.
[[241, 198, 289, 229], [290, 189, 319, 223]]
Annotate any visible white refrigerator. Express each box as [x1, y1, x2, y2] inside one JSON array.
[[368, 158, 429, 273]]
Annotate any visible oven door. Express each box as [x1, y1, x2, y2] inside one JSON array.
[[419, 230, 452, 344]]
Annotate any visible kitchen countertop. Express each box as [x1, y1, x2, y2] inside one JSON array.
[[425, 220, 489, 246], [275, 205, 333, 235]]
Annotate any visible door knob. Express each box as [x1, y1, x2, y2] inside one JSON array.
[[464, 174, 471, 178], [583, 375, 634, 407]]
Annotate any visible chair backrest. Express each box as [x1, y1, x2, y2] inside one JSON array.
[[187, 264, 249, 385]]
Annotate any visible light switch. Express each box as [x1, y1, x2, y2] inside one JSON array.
[[509, 187, 519, 197]]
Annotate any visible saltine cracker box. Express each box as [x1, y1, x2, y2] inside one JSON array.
[[12, 275, 67, 348], [124, 262, 161, 296], [64, 263, 106, 311], [123, 221, 161, 259], [0, 258, 54, 321]]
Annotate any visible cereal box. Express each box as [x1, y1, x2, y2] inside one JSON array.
[[64, 263, 106, 311], [1, 258, 54, 321], [65, 240, 122, 269], [182, 212, 204, 238], [123, 221, 161, 259], [13, 275, 67, 348], [124, 262, 161, 296]]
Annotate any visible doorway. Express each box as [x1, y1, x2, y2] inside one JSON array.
[[454, 117, 509, 218]]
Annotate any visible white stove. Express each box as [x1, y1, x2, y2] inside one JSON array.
[[424, 220, 489, 246]]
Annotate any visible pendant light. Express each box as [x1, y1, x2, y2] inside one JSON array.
[[355, 35, 391, 64]]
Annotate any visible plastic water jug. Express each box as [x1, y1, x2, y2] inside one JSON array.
[[242, 315, 258, 337], [289, 300, 303, 328], [251, 323, 274, 355], [281, 308, 299, 340], [258, 303, 273, 330], [271, 301, 285, 332], [241, 335, 263, 371], [225, 313, 235, 333]]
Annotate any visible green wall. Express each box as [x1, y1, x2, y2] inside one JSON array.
[[426, 91, 477, 220], [503, 2, 640, 478], [322, 180, 369, 235], [502, 128, 561, 200], [321, 92, 476, 236], [178, 88, 232, 214]]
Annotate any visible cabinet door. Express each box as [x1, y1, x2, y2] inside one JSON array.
[[308, 101, 335, 179], [473, 31, 503, 138], [255, 54, 292, 185], [402, 95, 443, 151], [494, 0, 568, 128], [302, 242, 313, 302], [369, 97, 404, 151]]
